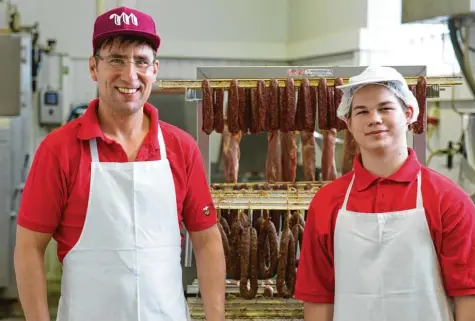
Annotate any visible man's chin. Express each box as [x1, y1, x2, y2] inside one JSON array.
[[115, 102, 143, 115], [360, 141, 392, 153]]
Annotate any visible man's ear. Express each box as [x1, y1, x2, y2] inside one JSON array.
[[405, 105, 415, 124], [153, 60, 160, 77], [89, 56, 98, 82], [343, 115, 351, 132]]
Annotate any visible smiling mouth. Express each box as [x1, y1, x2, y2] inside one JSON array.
[[116, 87, 139, 94], [366, 130, 388, 136]]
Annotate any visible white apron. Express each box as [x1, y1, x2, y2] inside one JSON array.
[[333, 171, 454, 321], [56, 124, 191, 321]]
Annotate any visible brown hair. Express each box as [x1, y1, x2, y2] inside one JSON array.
[[94, 35, 157, 58]]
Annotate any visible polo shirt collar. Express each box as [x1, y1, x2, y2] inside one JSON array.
[[77, 98, 160, 150], [353, 147, 421, 191]]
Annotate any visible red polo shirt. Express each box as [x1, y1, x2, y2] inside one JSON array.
[[17, 99, 217, 262], [294, 148, 475, 303]]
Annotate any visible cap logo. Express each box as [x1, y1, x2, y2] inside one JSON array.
[[109, 12, 138, 26]]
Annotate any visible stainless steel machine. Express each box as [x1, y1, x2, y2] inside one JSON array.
[[0, 32, 34, 313], [0, 29, 68, 317], [403, 0, 475, 199]]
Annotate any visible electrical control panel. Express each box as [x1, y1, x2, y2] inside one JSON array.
[[39, 90, 63, 126]]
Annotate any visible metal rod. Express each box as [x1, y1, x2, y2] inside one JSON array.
[[184, 102, 210, 268], [157, 76, 463, 90]]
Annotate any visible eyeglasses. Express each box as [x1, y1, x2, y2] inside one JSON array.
[[95, 55, 155, 72]]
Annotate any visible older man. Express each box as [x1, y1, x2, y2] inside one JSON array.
[[14, 6, 225, 321]]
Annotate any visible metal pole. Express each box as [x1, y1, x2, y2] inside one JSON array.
[[184, 101, 210, 268], [96, 0, 107, 16]]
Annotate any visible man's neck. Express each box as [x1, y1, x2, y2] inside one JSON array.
[[97, 103, 149, 142], [360, 146, 409, 178]]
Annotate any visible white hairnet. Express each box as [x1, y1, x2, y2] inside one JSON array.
[[336, 66, 419, 124]]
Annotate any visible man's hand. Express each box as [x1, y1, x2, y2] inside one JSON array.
[[190, 224, 226, 321], [455, 296, 475, 321], [14, 226, 52, 321]]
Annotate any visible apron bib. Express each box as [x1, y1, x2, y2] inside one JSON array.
[[56, 124, 190, 321], [333, 171, 454, 321]]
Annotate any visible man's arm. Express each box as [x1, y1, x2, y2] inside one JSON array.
[[190, 226, 226, 321], [454, 296, 475, 321], [14, 227, 52, 321], [294, 190, 336, 321], [438, 186, 475, 320], [14, 141, 65, 321], [304, 303, 334, 321], [182, 143, 225, 321]]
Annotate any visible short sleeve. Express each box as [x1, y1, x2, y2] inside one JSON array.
[[17, 141, 67, 233], [181, 144, 217, 232], [294, 193, 335, 303], [439, 187, 475, 296]]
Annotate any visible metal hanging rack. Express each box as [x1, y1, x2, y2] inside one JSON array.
[[161, 65, 463, 268], [158, 76, 463, 90], [210, 181, 327, 211]]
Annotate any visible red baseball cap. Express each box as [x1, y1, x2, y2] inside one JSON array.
[[92, 6, 161, 53]]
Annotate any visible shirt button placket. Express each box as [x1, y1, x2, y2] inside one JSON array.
[[376, 182, 385, 212]]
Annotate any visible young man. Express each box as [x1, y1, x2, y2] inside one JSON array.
[[14, 7, 225, 321], [294, 66, 475, 321]]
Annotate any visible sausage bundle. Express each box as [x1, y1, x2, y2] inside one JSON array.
[[221, 209, 302, 300], [200, 78, 304, 136], [411, 76, 427, 134], [276, 212, 297, 299], [257, 210, 279, 279]]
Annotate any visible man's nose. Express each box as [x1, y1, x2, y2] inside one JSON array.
[[121, 62, 139, 81], [368, 110, 383, 125]]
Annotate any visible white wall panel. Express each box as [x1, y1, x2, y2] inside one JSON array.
[[157, 58, 287, 80], [7, 0, 288, 60]]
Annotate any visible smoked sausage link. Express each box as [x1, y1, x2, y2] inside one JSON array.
[[222, 125, 242, 184], [269, 79, 280, 130], [227, 79, 240, 135], [213, 88, 225, 133], [334, 78, 347, 131], [317, 79, 329, 130], [321, 129, 338, 181], [281, 132, 298, 183], [266, 130, 282, 183], [282, 79, 296, 132], [239, 226, 258, 299], [257, 80, 268, 133], [201, 79, 214, 134], [238, 87, 248, 133], [258, 216, 279, 279], [413, 76, 427, 134], [301, 131, 316, 181], [341, 130, 359, 175]]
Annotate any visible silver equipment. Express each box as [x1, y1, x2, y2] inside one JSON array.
[[0, 33, 33, 304], [402, 0, 475, 198]]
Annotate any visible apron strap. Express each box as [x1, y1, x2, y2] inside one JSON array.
[[416, 171, 423, 209], [342, 172, 423, 211], [342, 173, 356, 210], [88, 125, 167, 162], [157, 123, 167, 160], [89, 138, 99, 162]]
